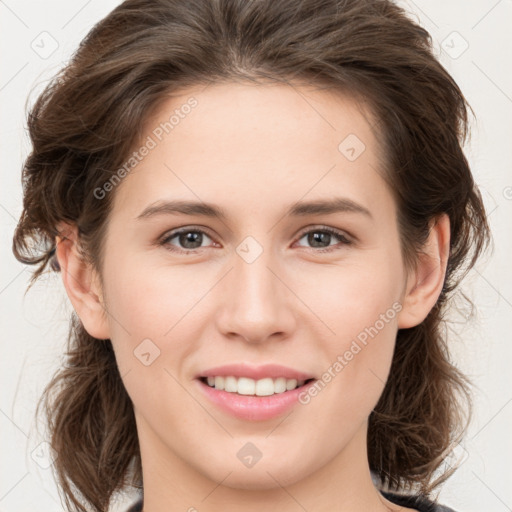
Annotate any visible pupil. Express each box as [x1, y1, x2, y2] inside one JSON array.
[[181, 231, 201, 249], [309, 232, 330, 247]]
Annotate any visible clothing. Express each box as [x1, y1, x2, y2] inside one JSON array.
[[125, 491, 457, 511], [381, 491, 457, 511], [126, 499, 142, 512]]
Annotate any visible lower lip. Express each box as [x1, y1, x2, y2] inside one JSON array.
[[195, 378, 317, 421]]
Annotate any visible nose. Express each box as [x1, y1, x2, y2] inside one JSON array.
[[215, 241, 297, 345]]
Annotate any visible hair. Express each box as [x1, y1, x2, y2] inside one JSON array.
[[12, 0, 492, 510]]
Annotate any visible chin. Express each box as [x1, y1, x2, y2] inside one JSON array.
[[198, 452, 312, 491], [216, 467, 302, 491]]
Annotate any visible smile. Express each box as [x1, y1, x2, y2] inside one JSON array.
[[200, 375, 313, 395], [196, 377, 317, 421]]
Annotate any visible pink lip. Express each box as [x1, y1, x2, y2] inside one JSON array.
[[196, 363, 315, 381], [195, 378, 317, 421]]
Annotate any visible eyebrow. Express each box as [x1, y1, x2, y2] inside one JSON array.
[[136, 197, 373, 221]]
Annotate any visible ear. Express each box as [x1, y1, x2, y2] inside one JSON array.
[[55, 222, 110, 340], [397, 213, 450, 329]]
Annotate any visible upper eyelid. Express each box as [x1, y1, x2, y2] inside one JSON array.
[[296, 225, 352, 238], [159, 225, 216, 242]]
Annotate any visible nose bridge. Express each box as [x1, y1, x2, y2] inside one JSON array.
[[217, 235, 294, 342]]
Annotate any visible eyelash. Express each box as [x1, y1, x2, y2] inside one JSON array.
[[158, 225, 353, 255]]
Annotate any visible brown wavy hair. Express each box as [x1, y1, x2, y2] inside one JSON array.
[[12, 0, 491, 510]]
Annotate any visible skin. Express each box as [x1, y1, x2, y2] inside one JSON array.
[[56, 81, 450, 512]]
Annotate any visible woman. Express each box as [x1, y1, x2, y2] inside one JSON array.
[[12, 0, 491, 511]]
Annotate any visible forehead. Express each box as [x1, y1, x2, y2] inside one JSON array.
[[111, 81, 393, 223], [145, 81, 379, 156]]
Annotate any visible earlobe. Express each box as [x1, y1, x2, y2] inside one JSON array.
[[397, 214, 450, 329], [55, 223, 110, 340]]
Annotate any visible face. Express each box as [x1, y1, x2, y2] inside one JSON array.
[[95, 82, 412, 491]]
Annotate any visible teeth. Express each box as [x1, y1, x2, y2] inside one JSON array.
[[204, 376, 307, 396]]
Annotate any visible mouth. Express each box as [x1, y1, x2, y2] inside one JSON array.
[[195, 376, 318, 421], [198, 376, 316, 396]]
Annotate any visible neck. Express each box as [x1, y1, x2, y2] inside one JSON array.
[[135, 416, 397, 512]]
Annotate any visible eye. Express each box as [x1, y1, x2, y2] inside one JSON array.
[[158, 225, 353, 255], [294, 226, 353, 253], [159, 227, 216, 254]]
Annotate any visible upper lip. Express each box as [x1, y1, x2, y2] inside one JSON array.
[[197, 363, 316, 381]]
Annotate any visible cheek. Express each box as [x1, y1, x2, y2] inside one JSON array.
[[299, 259, 401, 414], [297, 255, 403, 336], [101, 258, 199, 414], [101, 254, 217, 380], [305, 314, 397, 436], [102, 255, 202, 334]]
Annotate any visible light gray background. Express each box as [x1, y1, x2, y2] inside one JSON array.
[[1, 1, 511, 511]]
